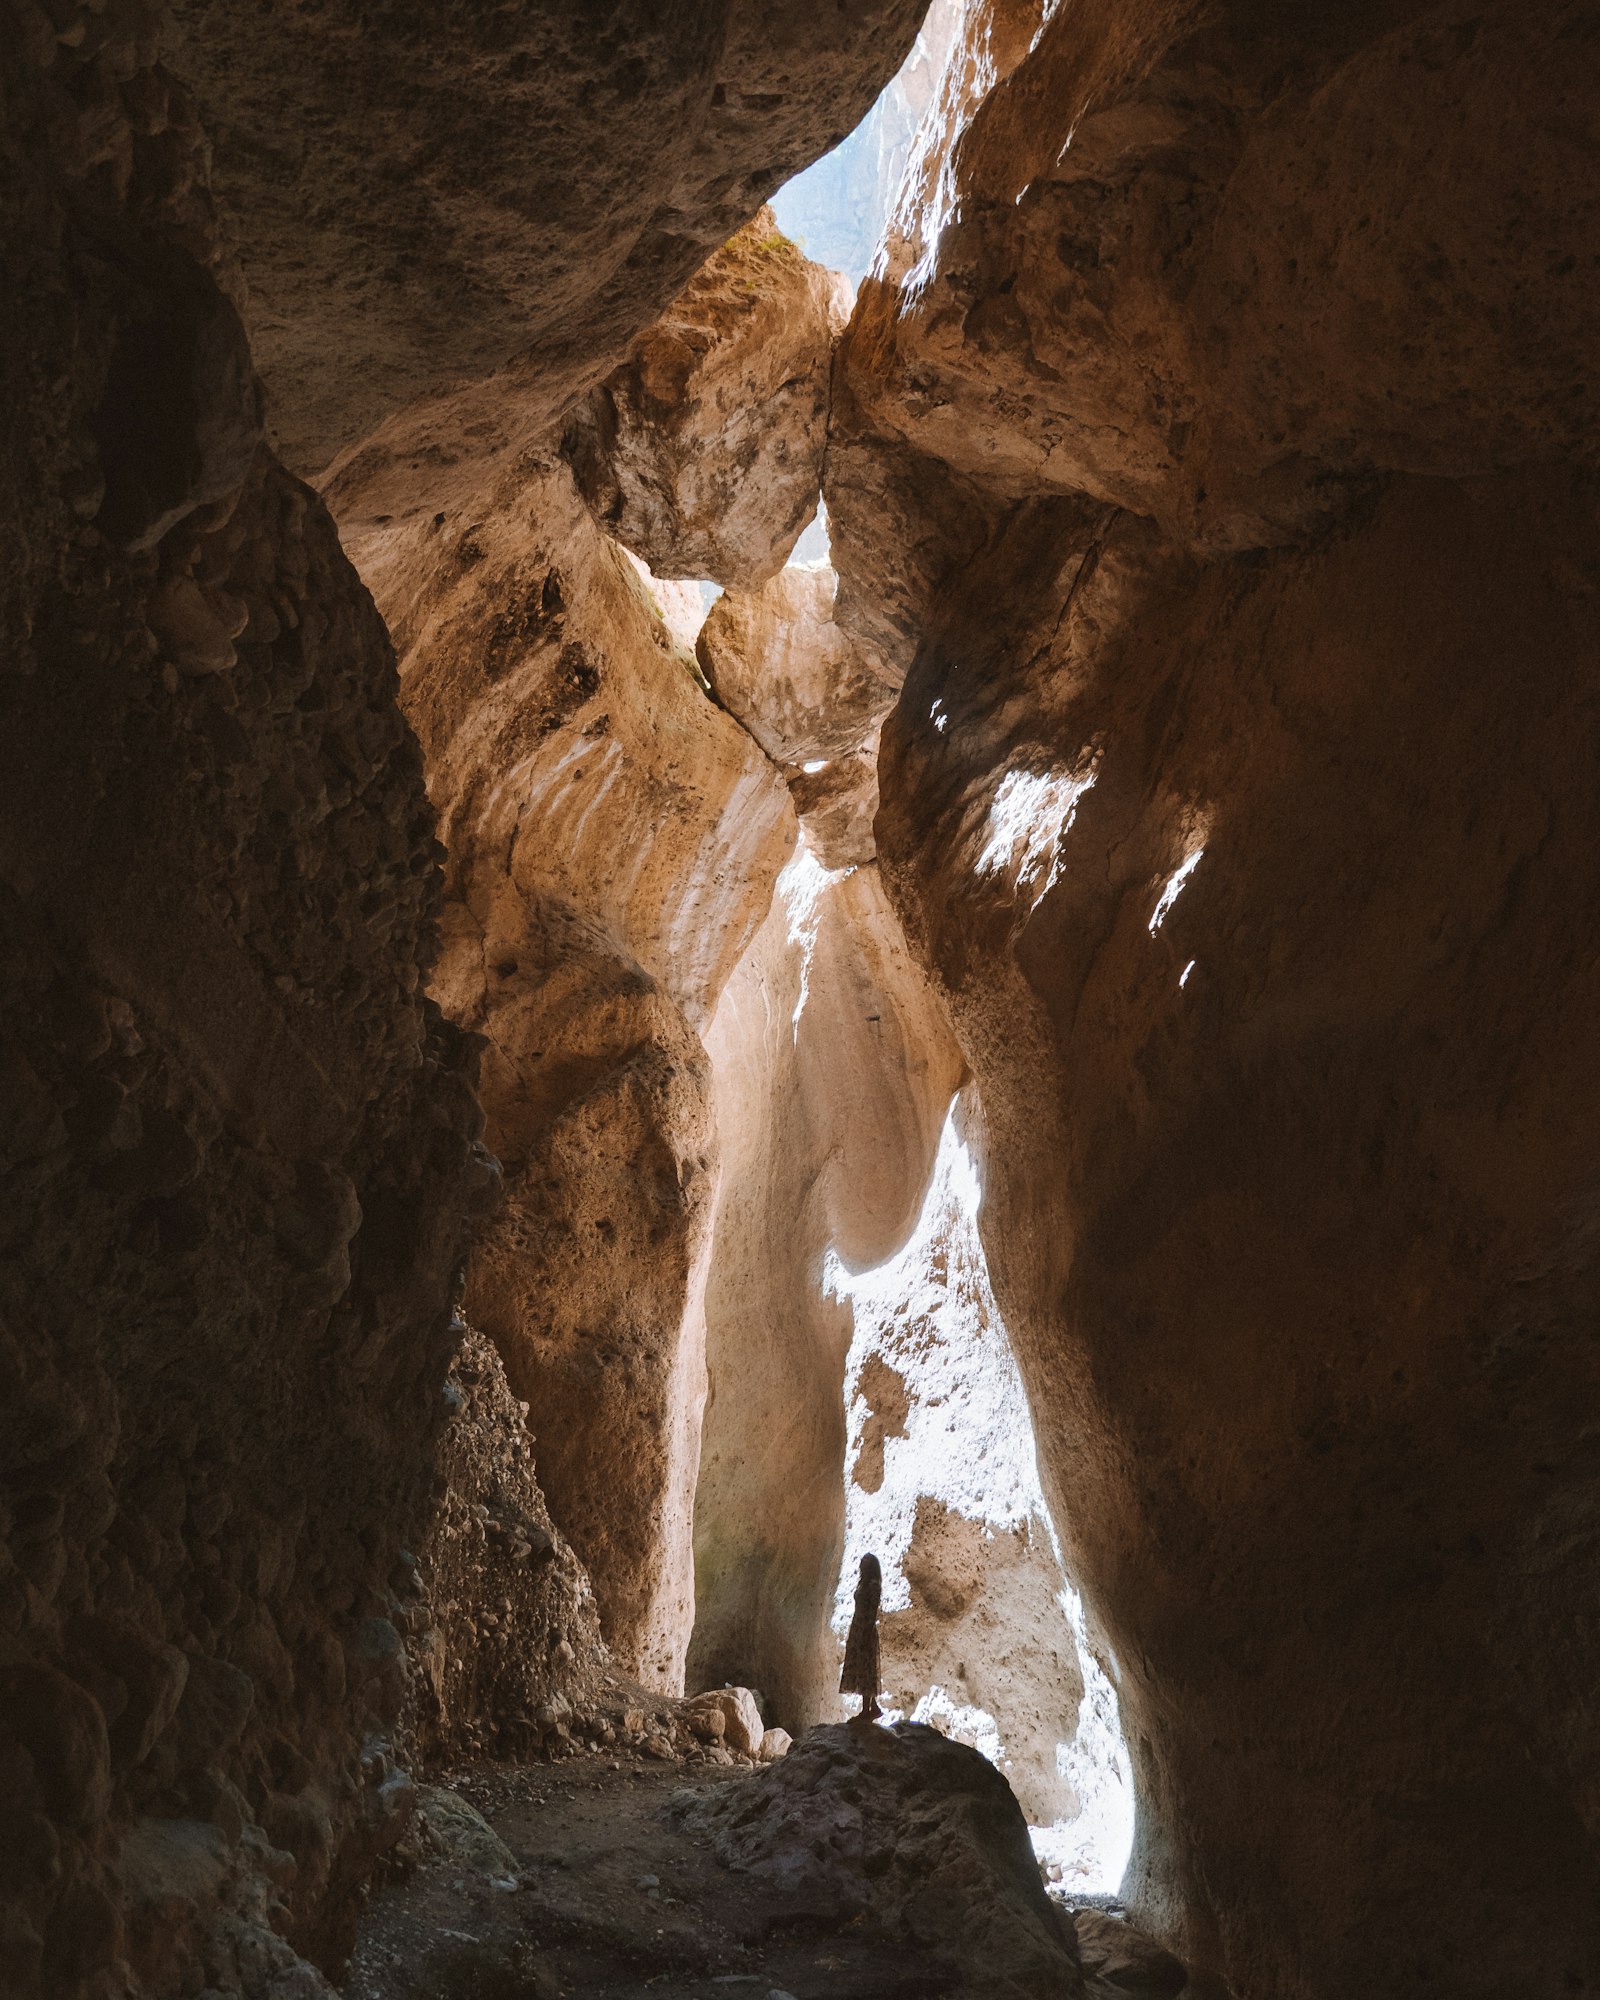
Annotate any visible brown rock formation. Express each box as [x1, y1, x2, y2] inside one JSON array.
[[13, 0, 1599, 1987], [698, 561, 898, 865], [680, 1721, 1085, 1998], [563, 211, 851, 589], [329, 426, 795, 1687], [831, 1, 1600, 1994], [2, 0, 940, 1990], [884, 1500, 1083, 1826], [840, 0, 1600, 551], [405, 1326, 605, 1766], [1, 10, 485, 1992], [166, 0, 930, 473]]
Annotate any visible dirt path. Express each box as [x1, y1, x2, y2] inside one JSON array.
[[344, 1752, 973, 1999]]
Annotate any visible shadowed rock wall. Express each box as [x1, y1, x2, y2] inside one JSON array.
[[1, 0, 937, 1989], [166, 0, 930, 473], [1, 10, 484, 1992], [832, 0, 1600, 1994]]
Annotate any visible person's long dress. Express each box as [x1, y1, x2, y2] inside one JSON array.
[[840, 1562, 881, 1702]]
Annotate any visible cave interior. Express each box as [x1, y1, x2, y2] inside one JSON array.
[[4, 1, 1600, 1997]]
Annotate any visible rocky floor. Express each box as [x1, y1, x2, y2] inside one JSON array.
[[343, 1733, 1188, 2000], [345, 1754, 955, 1999]]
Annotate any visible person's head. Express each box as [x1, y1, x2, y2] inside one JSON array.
[[859, 1553, 881, 1586]]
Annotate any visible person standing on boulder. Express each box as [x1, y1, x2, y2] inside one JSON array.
[[840, 1552, 883, 1721]]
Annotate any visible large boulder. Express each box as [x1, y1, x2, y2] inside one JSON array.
[[407, 1327, 606, 1763], [682, 1721, 1084, 1997], [564, 211, 851, 589], [1071, 1909, 1188, 1999], [698, 562, 898, 865]]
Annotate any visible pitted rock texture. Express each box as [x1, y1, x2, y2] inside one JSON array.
[[563, 210, 850, 590], [876, 470, 1600, 1998], [835, 0, 1600, 556], [1, 9, 482, 1993], [679, 1721, 1084, 1998], [834, 1, 1600, 1995], [883, 1501, 1084, 1827], [166, 0, 930, 473], [404, 1326, 606, 1768], [329, 427, 795, 1689]]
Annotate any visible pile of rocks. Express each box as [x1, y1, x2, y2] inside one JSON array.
[[404, 1326, 605, 1767], [680, 1686, 791, 1766]]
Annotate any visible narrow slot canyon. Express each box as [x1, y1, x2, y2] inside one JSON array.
[[4, 3, 1599, 1998]]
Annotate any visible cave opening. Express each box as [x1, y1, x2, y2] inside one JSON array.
[[826, 1094, 1135, 1893], [549, 0, 1140, 1899], [524, 0, 1138, 1885]]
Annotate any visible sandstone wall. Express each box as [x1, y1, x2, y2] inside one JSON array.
[[0, 11, 484, 1992], [833, 1093, 1130, 1865], [1, 1, 936, 1989], [698, 559, 899, 867], [329, 423, 795, 1688], [834, 0, 1600, 1993], [166, 0, 930, 473], [563, 207, 852, 590]]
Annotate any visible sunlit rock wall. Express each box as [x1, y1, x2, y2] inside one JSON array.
[[833, 0, 1600, 1994], [563, 209, 851, 590], [698, 558, 899, 868], [330, 424, 794, 1688], [689, 850, 962, 1723]]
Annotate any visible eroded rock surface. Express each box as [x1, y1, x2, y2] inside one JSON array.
[[832, 1092, 1126, 1856], [405, 1326, 605, 1767], [564, 210, 850, 589], [885, 1501, 1085, 1828], [833, 1, 1600, 1993], [1, 11, 483, 1992], [680, 1722, 1084, 1997], [690, 858, 963, 1725], [167, 0, 929, 472], [699, 561, 898, 865], [330, 427, 794, 1689]]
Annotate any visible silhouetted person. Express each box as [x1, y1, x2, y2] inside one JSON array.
[[840, 1552, 882, 1721]]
